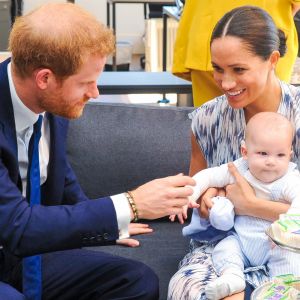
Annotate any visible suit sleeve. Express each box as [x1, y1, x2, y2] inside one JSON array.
[[0, 157, 119, 257]]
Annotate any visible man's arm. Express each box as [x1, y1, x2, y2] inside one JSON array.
[[0, 159, 120, 257], [129, 174, 196, 220]]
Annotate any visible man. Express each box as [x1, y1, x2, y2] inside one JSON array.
[[0, 3, 195, 299]]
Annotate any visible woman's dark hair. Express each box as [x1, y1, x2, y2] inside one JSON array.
[[211, 6, 287, 60]]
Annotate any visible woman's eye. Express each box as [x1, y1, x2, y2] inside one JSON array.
[[234, 67, 245, 73], [212, 65, 223, 73]]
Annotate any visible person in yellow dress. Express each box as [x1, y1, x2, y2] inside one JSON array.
[[173, 0, 300, 106]]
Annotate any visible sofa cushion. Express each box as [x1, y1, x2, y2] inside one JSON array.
[[67, 102, 194, 198], [89, 220, 190, 300], [66, 102, 194, 299]]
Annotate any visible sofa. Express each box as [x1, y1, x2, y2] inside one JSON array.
[[66, 102, 195, 300]]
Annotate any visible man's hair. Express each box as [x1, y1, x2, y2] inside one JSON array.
[[9, 3, 115, 79]]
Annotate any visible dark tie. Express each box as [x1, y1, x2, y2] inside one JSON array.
[[23, 115, 43, 300]]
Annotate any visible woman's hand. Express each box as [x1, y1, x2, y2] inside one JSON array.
[[199, 187, 225, 218], [226, 163, 290, 220], [226, 162, 256, 215], [116, 223, 153, 247]]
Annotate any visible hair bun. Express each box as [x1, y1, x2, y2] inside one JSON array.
[[278, 28, 287, 57]]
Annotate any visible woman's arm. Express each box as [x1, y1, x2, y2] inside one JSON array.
[[292, 4, 300, 16], [189, 138, 247, 300], [169, 131, 205, 223], [223, 292, 244, 300], [190, 133, 225, 218], [190, 136, 290, 221], [226, 163, 290, 222], [189, 132, 207, 175]]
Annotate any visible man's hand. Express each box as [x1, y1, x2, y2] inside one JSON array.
[[226, 162, 256, 215], [116, 223, 153, 247], [130, 174, 195, 220]]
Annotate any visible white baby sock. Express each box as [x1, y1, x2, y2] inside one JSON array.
[[205, 268, 245, 300]]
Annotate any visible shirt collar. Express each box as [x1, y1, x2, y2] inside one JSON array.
[[8, 62, 40, 132]]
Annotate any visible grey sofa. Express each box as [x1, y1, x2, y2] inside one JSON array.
[[67, 102, 194, 300]]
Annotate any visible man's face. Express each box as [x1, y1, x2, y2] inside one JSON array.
[[39, 54, 106, 119]]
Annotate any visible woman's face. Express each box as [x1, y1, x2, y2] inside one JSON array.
[[210, 36, 275, 110]]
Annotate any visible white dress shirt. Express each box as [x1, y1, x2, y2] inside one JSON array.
[[7, 62, 131, 239]]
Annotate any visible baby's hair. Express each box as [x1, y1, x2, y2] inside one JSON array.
[[245, 112, 294, 143]]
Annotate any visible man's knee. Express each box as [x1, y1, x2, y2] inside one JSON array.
[[90, 254, 159, 300], [135, 261, 159, 299], [0, 282, 25, 300], [115, 259, 159, 300]]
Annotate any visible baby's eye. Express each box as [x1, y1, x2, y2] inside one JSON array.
[[278, 153, 286, 157], [258, 152, 268, 156]]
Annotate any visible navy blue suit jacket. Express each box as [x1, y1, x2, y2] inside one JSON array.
[[0, 59, 119, 262]]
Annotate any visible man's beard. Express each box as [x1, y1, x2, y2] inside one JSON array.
[[39, 90, 89, 119]]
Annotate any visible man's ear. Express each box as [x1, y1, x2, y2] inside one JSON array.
[[35, 69, 53, 90], [241, 142, 248, 159]]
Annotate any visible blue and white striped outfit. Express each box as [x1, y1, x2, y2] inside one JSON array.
[[184, 158, 300, 278], [168, 81, 300, 300]]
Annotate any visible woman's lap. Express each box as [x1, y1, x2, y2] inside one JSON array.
[[168, 240, 267, 300], [168, 242, 217, 300]]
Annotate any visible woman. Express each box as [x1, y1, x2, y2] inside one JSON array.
[[172, 0, 300, 106], [168, 6, 300, 300]]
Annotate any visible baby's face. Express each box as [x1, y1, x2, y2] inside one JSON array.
[[244, 131, 292, 183]]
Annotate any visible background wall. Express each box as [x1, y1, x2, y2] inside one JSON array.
[[23, 0, 145, 53]]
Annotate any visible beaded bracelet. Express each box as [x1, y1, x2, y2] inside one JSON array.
[[125, 191, 139, 222]]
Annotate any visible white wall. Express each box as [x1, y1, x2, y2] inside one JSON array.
[[23, 0, 145, 53]]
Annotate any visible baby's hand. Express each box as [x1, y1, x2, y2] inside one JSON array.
[[188, 199, 200, 209], [169, 204, 189, 224]]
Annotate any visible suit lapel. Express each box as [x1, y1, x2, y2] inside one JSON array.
[[0, 58, 18, 160], [41, 113, 68, 205], [0, 59, 69, 202]]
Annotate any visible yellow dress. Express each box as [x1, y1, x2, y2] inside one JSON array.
[[173, 0, 300, 106]]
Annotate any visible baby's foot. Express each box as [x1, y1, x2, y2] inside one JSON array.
[[205, 270, 245, 300]]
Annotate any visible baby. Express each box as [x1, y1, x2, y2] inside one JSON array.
[[184, 112, 300, 299]]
